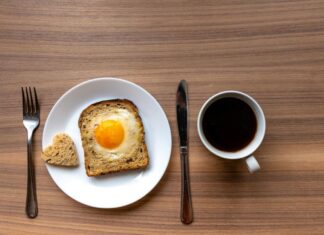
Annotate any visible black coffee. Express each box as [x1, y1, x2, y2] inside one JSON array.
[[202, 97, 257, 152]]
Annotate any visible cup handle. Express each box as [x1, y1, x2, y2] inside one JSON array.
[[245, 155, 260, 173]]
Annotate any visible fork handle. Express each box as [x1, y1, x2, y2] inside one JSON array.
[[26, 133, 38, 218]]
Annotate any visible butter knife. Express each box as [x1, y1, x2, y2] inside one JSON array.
[[176, 80, 193, 224]]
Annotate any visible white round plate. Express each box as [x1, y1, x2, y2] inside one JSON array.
[[42, 77, 172, 208]]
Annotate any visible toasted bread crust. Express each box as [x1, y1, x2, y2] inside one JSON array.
[[78, 99, 149, 176]]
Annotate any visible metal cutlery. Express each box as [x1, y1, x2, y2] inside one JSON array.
[[22, 87, 39, 218], [176, 80, 193, 224]]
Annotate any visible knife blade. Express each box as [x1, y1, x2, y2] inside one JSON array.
[[176, 80, 193, 224], [177, 80, 188, 147]]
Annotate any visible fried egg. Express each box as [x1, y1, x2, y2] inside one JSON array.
[[87, 108, 142, 160]]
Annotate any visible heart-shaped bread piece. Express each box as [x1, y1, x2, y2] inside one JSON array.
[[42, 133, 79, 166]]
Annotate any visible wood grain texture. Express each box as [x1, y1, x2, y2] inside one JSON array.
[[1, 0, 324, 234]]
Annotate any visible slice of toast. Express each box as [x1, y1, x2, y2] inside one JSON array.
[[41, 133, 79, 166], [78, 99, 149, 176]]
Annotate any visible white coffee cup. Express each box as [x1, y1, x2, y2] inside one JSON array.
[[197, 91, 266, 173]]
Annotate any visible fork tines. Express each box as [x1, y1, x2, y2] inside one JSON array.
[[21, 87, 39, 116]]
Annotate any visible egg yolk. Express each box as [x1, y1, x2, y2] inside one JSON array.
[[95, 120, 125, 149]]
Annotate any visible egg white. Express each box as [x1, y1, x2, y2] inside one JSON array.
[[87, 108, 141, 160]]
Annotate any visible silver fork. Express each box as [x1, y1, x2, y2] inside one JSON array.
[[22, 87, 40, 218]]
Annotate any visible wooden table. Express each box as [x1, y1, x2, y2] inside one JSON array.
[[1, 0, 324, 234]]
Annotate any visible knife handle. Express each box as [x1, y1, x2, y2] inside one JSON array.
[[180, 146, 193, 224]]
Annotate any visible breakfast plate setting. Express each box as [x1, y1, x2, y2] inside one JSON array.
[[26, 76, 268, 225]]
